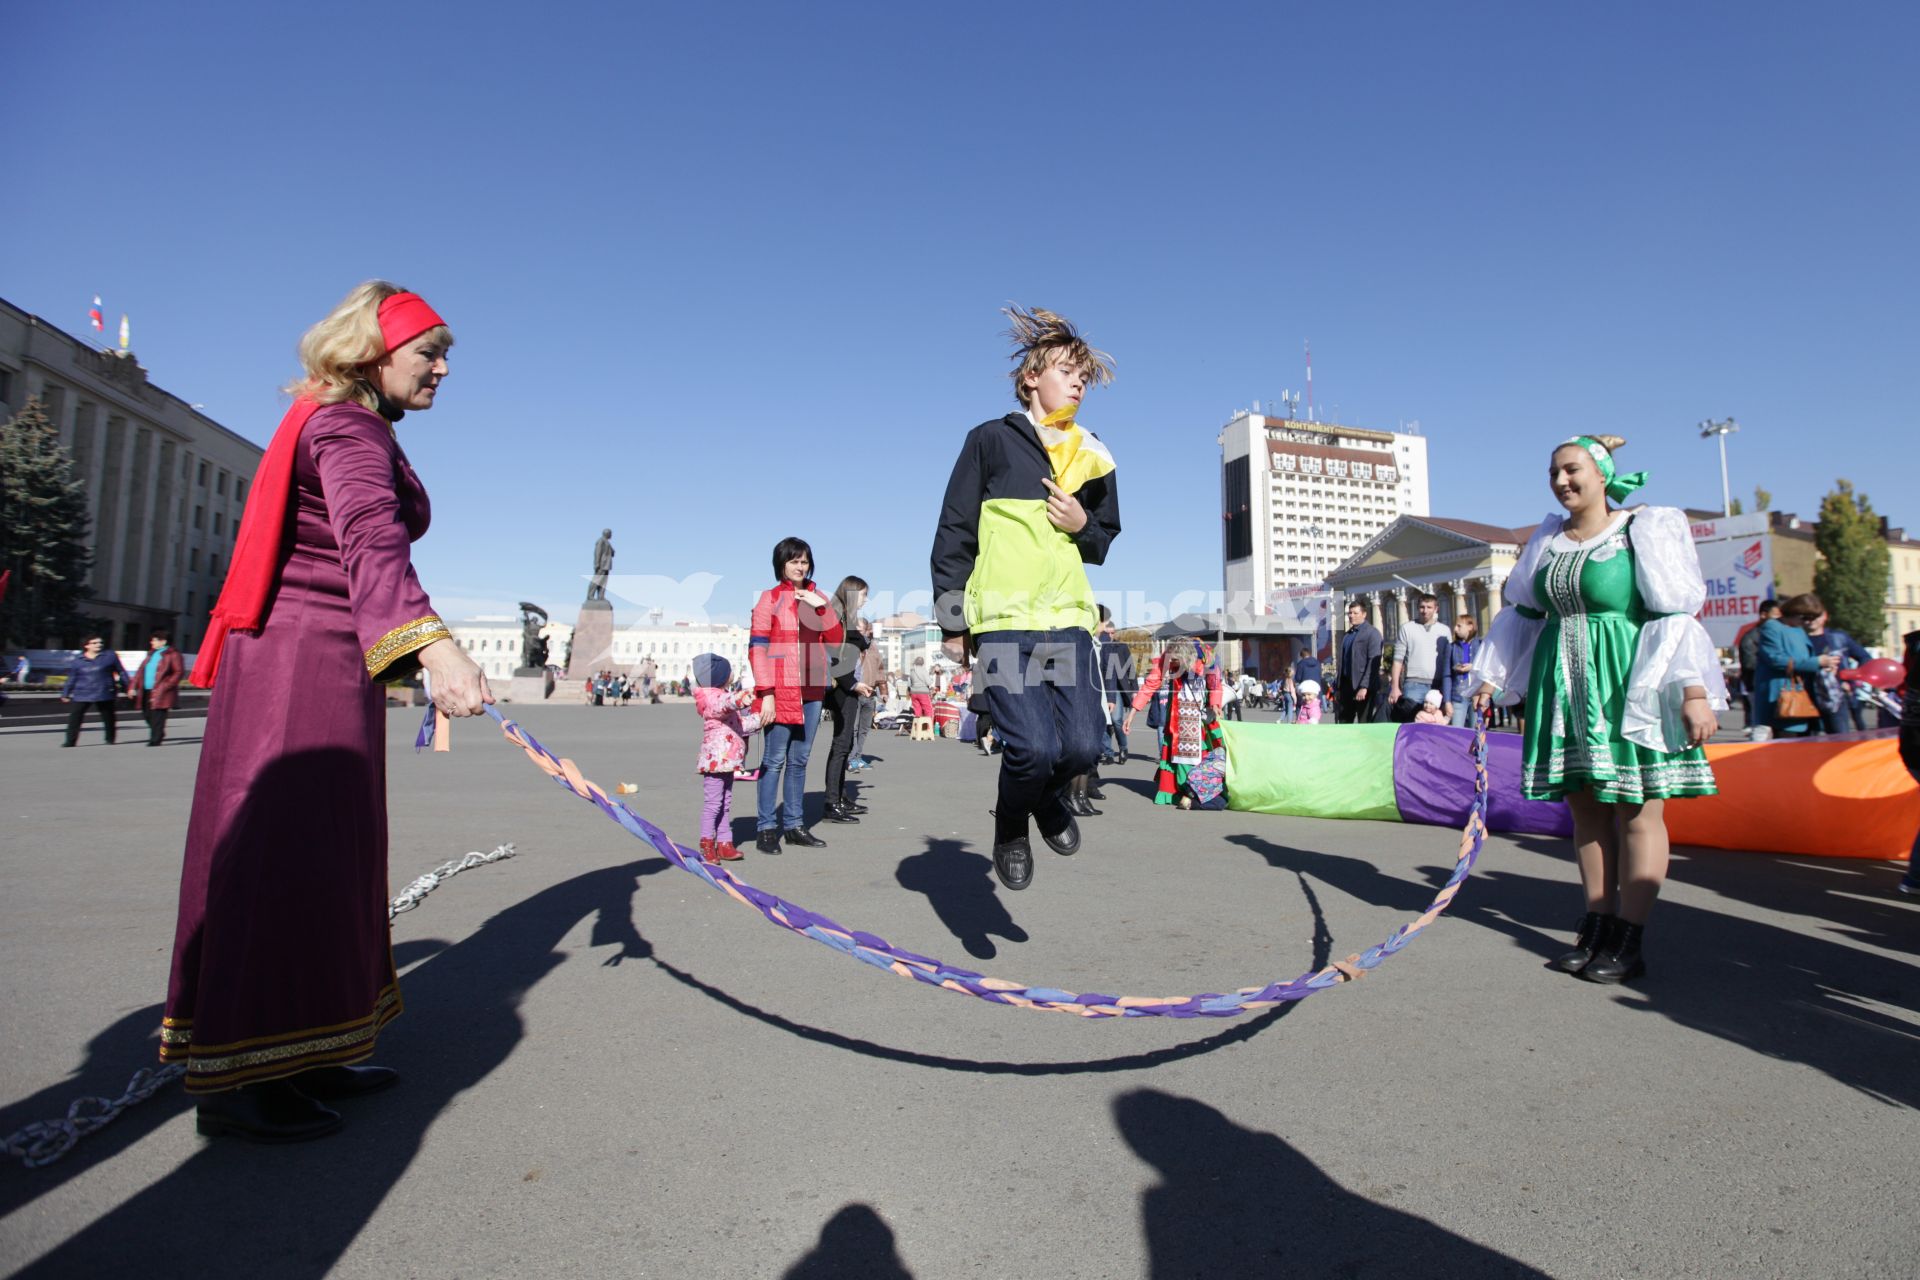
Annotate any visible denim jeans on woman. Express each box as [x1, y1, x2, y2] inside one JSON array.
[[757, 699, 821, 831]]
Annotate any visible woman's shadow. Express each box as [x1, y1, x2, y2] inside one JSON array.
[[13, 857, 667, 1278], [894, 838, 1029, 959], [1116, 1088, 1549, 1277]]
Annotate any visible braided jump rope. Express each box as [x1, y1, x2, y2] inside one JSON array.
[[454, 704, 1489, 1018]]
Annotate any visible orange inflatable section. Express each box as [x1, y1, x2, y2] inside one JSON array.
[[1667, 736, 1919, 859]]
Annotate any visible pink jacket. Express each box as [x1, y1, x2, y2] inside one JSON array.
[[695, 686, 762, 774]]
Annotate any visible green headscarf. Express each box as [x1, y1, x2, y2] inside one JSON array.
[[1564, 436, 1649, 503]]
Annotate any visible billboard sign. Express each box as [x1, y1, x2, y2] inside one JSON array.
[[1693, 519, 1775, 648]]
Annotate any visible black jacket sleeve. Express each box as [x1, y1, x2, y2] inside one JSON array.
[[1070, 465, 1121, 567], [931, 427, 986, 638]]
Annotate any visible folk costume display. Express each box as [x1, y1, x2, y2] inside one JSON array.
[[1471, 449, 1726, 804], [164, 291, 453, 1098]]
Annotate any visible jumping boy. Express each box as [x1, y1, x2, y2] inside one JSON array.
[[931, 307, 1121, 890]]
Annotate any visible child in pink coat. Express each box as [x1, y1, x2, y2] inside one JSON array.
[[694, 654, 761, 862], [1414, 688, 1449, 724], [1296, 679, 1323, 724]]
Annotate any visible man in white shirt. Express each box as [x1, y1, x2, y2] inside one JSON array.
[[1389, 593, 1452, 723]]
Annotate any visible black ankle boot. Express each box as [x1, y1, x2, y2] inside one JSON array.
[[1581, 918, 1646, 984], [1070, 776, 1100, 817], [1548, 911, 1612, 974], [755, 829, 783, 855]]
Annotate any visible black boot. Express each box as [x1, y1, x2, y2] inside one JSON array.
[[783, 826, 828, 848], [1073, 775, 1101, 817], [196, 1079, 343, 1143], [755, 829, 783, 855], [1547, 911, 1612, 974], [1581, 918, 1646, 984], [821, 801, 861, 823], [1085, 769, 1107, 802]]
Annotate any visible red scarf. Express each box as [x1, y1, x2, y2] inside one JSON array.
[[192, 291, 445, 687]]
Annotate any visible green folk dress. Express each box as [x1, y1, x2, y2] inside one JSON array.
[[1518, 515, 1717, 804]]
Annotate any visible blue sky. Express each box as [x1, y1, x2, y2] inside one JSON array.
[[9, 2, 1914, 625]]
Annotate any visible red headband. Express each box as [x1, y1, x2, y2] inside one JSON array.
[[377, 291, 447, 353]]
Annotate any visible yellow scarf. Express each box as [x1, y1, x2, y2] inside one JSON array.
[[1031, 402, 1115, 494]]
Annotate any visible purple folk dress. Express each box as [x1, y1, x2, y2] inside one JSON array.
[[162, 402, 451, 1093]]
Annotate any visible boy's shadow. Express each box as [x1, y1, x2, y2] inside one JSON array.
[[894, 838, 1029, 959], [1117, 1088, 1548, 1277], [14, 856, 666, 1278]]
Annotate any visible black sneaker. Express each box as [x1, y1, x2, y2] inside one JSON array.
[[783, 826, 828, 848], [755, 829, 783, 855], [992, 837, 1034, 891]]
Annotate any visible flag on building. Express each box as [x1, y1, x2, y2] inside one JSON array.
[[88, 296, 104, 332], [119, 314, 130, 351]]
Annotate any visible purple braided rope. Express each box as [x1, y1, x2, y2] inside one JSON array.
[[451, 704, 1488, 1018]]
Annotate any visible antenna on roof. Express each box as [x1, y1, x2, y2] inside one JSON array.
[[1304, 341, 1314, 422]]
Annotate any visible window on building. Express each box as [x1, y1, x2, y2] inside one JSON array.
[[236, 478, 247, 503], [198, 461, 209, 486], [1223, 456, 1252, 561], [0, 368, 12, 405], [1327, 458, 1348, 477], [1275, 453, 1296, 472], [209, 554, 221, 579], [213, 512, 225, 536], [194, 505, 204, 530], [217, 471, 228, 496], [1301, 456, 1323, 475], [1353, 463, 1372, 480], [190, 548, 201, 572]]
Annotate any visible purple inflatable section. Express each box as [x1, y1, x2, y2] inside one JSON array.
[[1393, 723, 1572, 838]]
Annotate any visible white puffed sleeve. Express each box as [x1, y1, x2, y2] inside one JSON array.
[[1622, 506, 1730, 752], [1468, 513, 1560, 705]]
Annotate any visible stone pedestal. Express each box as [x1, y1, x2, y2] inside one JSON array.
[[567, 600, 616, 678], [507, 668, 554, 704]]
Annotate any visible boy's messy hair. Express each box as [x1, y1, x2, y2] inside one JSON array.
[[1003, 306, 1115, 409]]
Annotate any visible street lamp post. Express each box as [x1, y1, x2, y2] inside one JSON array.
[[1303, 523, 1324, 586], [1698, 417, 1739, 516]]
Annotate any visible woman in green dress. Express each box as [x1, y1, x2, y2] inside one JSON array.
[[1471, 434, 1725, 984]]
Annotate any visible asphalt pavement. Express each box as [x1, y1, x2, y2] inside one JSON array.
[[1, 701, 1915, 1278]]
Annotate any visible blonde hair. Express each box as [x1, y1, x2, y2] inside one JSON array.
[[285, 280, 454, 409], [1003, 306, 1114, 409]]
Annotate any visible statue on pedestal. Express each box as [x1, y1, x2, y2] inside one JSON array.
[[586, 529, 615, 603], [518, 602, 549, 670]]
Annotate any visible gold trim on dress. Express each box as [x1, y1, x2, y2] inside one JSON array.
[[364, 615, 451, 678], [181, 986, 402, 1090]]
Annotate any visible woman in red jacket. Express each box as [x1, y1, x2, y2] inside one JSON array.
[[749, 536, 844, 853]]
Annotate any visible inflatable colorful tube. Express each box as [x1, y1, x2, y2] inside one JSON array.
[[1219, 722, 1919, 859]]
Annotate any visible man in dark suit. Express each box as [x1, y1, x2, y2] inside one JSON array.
[[132, 630, 185, 746], [1336, 601, 1383, 724]]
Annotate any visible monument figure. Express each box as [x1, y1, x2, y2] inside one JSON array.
[[517, 602, 549, 671], [586, 529, 615, 603]]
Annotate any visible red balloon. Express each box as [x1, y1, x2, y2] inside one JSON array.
[[1838, 657, 1906, 689]]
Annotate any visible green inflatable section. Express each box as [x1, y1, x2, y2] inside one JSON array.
[[1219, 722, 1403, 822]]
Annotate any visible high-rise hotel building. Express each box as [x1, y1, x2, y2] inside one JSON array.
[[1219, 410, 1430, 606]]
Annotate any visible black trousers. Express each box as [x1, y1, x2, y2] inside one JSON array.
[[823, 686, 860, 803], [976, 630, 1105, 844], [65, 700, 116, 745], [144, 707, 171, 744]]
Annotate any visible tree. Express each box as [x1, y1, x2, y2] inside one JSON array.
[[0, 398, 94, 648], [1727, 497, 1744, 516], [1754, 484, 1772, 512], [1813, 480, 1891, 643]]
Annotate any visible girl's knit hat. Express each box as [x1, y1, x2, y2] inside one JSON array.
[[1298, 679, 1321, 697], [692, 653, 730, 689]]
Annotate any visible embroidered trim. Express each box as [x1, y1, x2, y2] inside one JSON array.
[[1524, 752, 1717, 804], [365, 615, 450, 678], [177, 985, 402, 1086]]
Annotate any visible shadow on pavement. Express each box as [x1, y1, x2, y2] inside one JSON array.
[[638, 867, 1334, 1076], [894, 838, 1030, 959], [1116, 1088, 1549, 1277], [783, 1203, 914, 1278], [11, 862, 667, 1277]]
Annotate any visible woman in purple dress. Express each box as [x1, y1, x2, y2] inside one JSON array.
[[163, 281, 491, 1143]]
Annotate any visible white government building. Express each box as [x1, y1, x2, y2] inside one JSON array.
[[1219, 408, 1431, 605], [0, 297, 265, 650], [449, 617, 753, 685]]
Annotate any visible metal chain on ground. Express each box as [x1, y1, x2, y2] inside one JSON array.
[[389, 843, 517, 918], [472, 703, 1490, 1018], [6, 843, 514, 1170]]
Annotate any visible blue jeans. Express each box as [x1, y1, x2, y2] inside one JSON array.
[[757, 698, 821, 831], [976, 629, 1106, 844]]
